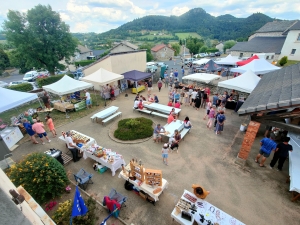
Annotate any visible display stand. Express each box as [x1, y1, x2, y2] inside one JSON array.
[[130, 160, 144, 182], [145, 169, 162, 187]]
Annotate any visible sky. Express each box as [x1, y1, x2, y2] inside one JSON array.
[[1, 0, 300, 33]]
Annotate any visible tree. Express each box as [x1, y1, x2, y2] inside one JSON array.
[[179, 39, 182, 45], [0, 49, 10, 72], [139, 43, 154, 62], [171, 43, 180, 56], [199, 45, 208, 53], [3, 5, 77, 75], [223, 40, 236, 53], [279, 56, 288, 66]]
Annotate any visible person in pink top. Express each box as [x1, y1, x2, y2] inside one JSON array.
[[203, 99, 212, 120], [32, 119, 51, 144], [205, 87, 211, 96], [174, 100, 181, 109], [167, 112, 176, 124], [207, 105, 216, 129], [45, 115, 57, 138]]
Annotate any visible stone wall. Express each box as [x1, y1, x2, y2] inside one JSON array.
[[152, 47, 174, 61]]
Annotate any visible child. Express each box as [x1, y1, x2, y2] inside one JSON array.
[[162, 143, 170, 165], [203, 99, 212, 120]]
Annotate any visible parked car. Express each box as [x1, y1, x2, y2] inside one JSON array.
[[146, 62, 156, 66], [23, 71, 39, 81], [37, 70, 50, 78], [72, 67, 84, 80], [0, 81, 8, 88], [146, 65, 158, 73], [184, 58, 196, 65], [55, 70, 68, 75], [156, 62, 169, 69], [9, 80, 28, 86], [209, 53, 215, 57], [215, 52, 221, 56], [199, 53, 206, 58]]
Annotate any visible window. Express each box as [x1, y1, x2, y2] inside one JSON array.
[[250, 54, 253, 57], [239, 53, 243, 58], [297, 34, 300, 41], [266, 56, 269, 59], [271, 55, 274, 59], [291, 49, 296, 55]]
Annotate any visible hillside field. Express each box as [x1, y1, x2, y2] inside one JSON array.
[[175, 32, 201, 39]]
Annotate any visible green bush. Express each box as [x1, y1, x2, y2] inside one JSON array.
[[36, 74, 74, 88], [7, 83, 33, 92], [52, 197, 99, 225], [75, 60, 95, 67], [114, 117, 153, 140], [7, 153, 68, 203], [279, 56, 288, 66]]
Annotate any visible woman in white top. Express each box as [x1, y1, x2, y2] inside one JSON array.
[[133, 99, 139, 109], [184, 116, 192, 129]]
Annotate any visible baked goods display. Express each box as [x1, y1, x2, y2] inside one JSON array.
[[70, 130, 90, 143]]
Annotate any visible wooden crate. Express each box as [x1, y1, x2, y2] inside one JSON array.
[[144, 169, 162, 187]]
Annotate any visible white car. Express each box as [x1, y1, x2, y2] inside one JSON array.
[[23, 71, 39, 81], [156, 62, 169, 69], [9, 80, 28, 86], [146, 62, 156, 66], [0, 81, 8, 88]]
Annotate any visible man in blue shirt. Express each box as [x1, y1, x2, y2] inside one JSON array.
[[255, 137, 277, 167], [153, 124, 165, 143], [212, 93, 219, 106]]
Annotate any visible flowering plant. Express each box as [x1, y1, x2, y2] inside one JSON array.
[[65, 186, 71, 191], [45, 201, 57, 211]]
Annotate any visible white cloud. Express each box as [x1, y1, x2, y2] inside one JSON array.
[[60, 12, 71, 21], [67, 0, 91, 13], [171, 6, 189, 16]]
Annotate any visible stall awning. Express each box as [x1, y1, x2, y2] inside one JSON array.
[[43, 75, 93, 96], [122, 70, 151, 81], [82, 68, 124, 86], [215, 54, 239, 65], [182, 73, 220, 84]]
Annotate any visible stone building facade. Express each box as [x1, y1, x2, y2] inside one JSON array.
[[151, 44, 175, 61]]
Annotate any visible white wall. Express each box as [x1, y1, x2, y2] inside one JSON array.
[[279, 30, 300, 61]]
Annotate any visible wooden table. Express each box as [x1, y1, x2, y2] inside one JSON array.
[[53, 102, 74, 112]]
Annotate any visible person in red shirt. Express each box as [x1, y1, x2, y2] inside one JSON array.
[[174, 100, 181, 109], [138, 100, 144, 110], [167, 112, 176, 124], [32, 119, 51, 144], [167, 100, 173, 107]]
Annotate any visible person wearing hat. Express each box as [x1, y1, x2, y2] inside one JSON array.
[[162, 143, 170, 165], [65, 131, 81, 162], [192, 184, 210, 199], [32, 119, 51, 144]]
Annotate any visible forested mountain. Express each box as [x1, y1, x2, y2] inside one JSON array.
[[99, 8, 273, 41]]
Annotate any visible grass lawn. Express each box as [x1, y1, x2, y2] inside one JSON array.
[[175, 32, 201, 39], [0, 92, 105, 129], [283, 60, 300, 67]]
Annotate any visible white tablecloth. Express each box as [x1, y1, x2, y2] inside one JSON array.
[[83, 151, 125, 176], [171, 190, 245, 225], [118, 169, 169, 201], [288, 132, 300, 193], [164, 120, 184, 138], [92, 106, 119, 119], [58, 130, 96, 150], [144, 103, 181, 115]]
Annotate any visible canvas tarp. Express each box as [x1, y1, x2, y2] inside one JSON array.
[[43, 75, 93, 96], [236, 55, 259, 66], [199, 60, 222, 72], [218, 70, 261, 93], [0, 87, 38, 113], [182, 73, 220, 84], [193, 58, 210, 65], [215, 54, 239, 65], [122, 70, 151, 81], [231, 58, 280, 75], [82, 68, 124, 86]]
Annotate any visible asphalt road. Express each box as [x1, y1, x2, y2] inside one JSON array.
[[0, 73, 24, 84]]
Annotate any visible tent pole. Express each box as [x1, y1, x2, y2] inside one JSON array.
[[103, 85, 107, 107], [135, 81, 138, 94], [93, 87, 99, 106]]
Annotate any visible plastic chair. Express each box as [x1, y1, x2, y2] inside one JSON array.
[[108, 188, 127, 206], [73, 169, 93, 190]]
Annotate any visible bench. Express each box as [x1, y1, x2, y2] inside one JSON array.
[[152, 112, 169, 119], [90, 114, 97, 122], [180, 128, 190, 141], [102, 112, 122, 126], [137, 109, 152, 115]]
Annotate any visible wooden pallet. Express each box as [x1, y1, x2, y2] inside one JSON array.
[[61, 153, 72, 166]]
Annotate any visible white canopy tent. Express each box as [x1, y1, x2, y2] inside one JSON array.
[[193, 58, 210, 65], [42, 75, 93, 95], [81, 68, 124, 87], [182, 73, 220, 84], [0, 87, 39, 113], [215, 54, 239, 65], [218, 70, 261, 93], [230, 58, 280, 74]]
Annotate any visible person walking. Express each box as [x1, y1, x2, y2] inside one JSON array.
[[190, 89, 197, 107], [157, 78, 163, 92], [194, 91, 202, 111], [147, 78, 153, 94], [269, 137, 293, 171], [201, 89, 208, 108], [255, 136, 277, 167], [45, 115, 57, 138], [32, 119, 51, 144], [184, 91, 190, 106], [22, 118, 38, 144], [84, 89, 92, 108], [215, 111, 226, 135], [181, 66, 185, 77], [206, 105, 216, 129], [162, 143, 170, 165], [203, 100, 212, 120]]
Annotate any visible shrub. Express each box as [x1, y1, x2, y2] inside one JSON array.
[[36, 74, 74, 88], [75, 60, 95, 67], [7, 153, 68, 203], [279, 56, 288, 66], [114, 117, 153, 140], [52, 197, 99, 225], [7, 83, 33, 92]]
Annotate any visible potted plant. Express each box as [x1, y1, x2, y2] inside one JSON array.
[[65, 185, 71, 193]]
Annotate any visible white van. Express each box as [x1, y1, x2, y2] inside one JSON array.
[[23, 71, 39, 82], [184, 58, 195, 65]]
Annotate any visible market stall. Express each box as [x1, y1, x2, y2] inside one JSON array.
[[81, 68, 123, 99], [43, 75, 93, 112], [171, 189, 245, 225], [0, 127, 23, 150], [58, 130, 96, 151], [182, 73, 220, 84], [119, 160, 169, 202], [121, 70, 152, 94], [215, 54, 239, 66]]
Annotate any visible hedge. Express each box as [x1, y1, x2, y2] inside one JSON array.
[[7, 83, 33, 92], [75, 60, 95, 67], [36, 74, 74, 88]]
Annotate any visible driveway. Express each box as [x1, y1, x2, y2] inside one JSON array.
[[11, 86, 300, 225]]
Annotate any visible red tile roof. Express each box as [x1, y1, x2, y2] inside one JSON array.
[[151, 44, 172, 52]]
